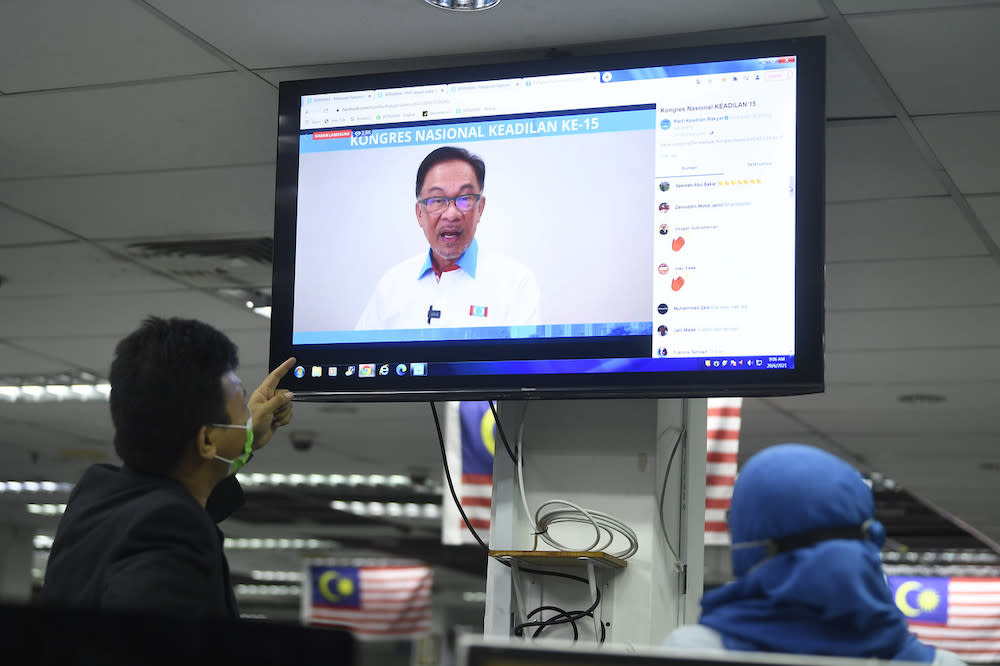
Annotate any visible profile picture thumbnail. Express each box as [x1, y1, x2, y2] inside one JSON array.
[[659, 223, 669, 235], [658, 203, 670, 213], [657, 325, 668, 336], [657, 347, 668, 357], [657, 303, 669, 315], [660, 119, 672, 130], [659, 181, 670, 192], [657, 263, 670, 275]]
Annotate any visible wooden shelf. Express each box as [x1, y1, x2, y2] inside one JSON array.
[[489, 550, 627, 569]]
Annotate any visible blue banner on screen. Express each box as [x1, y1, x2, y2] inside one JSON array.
[[300, 107, 655, 153]]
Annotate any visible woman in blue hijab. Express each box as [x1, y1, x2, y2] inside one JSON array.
[[664, 444, 965, 665]]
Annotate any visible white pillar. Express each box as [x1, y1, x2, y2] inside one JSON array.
[[484, 398, 706, 646]]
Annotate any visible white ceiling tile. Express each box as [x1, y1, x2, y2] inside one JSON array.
[[736, 431, 819, 459], [224, 329, 272, 368], [826, 257, 999, 309], [0, 289, 263, 339], [0, 165, 276, 240], [254, 51, 551, 88], [0, 206, 74, 246], [827, 307, 1000, 351], [4, 336, 116, 376], [826, 197, 986, 261], [826, 119, 945, 201], [9, 327, 269, 376], [916, 113, 1000, 194], [0, 0, 230, 92], [0, 400, 114, 443], [737, 401, 810, 435], [794, 407, 1000, 436], [847, 7, 1000, 115], [839, 436, 999, 469], [825, 32, 894, 119], [968, 194, 1000, 245], [0, 73, 277, 178], [0, 401, 116, 481], [824, 348, 1000, 384], [0, 341, 73, 376], [0, 414, 112, 478], [151, 0, 825, 69], [764, 381, 1000, 411], [0, 243, 183, 297], [834, 0, 999, 14]]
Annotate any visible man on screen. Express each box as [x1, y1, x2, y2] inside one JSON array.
[[356, 146, 540, 330]]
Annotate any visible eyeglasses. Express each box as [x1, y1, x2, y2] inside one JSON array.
[[417, 193, 482, 213]]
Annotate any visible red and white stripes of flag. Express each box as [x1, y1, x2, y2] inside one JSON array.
[[704, 398, 742, 546]]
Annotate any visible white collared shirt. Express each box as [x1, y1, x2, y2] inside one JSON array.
[[356, 240, 540, 330]]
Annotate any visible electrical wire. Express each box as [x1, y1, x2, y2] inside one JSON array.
[[519, 605, 580, 641], [511, 405, 639, 560], [513, 587, 606, 642], [658, 426, 687, 563], [488, 400, 518, 463], [430, 401, 598, 584], [431, 400, 609, 642], [431, 401, 491, 552]]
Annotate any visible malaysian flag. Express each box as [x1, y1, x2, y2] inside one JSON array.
[[303, 564, 433, 640], [888, 576, 1000, 663], [704, 397, 742, 546], [441, 401, 495, 546]]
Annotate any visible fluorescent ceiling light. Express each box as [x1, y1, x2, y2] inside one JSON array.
[[423, 0, 501, 10], [223, 537, 337, 550], [251, 570, 303, 582], [0, 380, 111, 403], [0, 481, 74, 493], [235, 584, 300, 596]]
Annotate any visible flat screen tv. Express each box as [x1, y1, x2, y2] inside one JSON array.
[[269, 36, 825, 401]]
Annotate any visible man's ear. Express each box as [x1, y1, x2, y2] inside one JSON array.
[[194, 425, 217, 462]]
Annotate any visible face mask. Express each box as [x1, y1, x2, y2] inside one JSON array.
[[210, 413, 254, 474]]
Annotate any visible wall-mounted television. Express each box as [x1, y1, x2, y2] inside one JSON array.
[[269, 36, 825, 401]]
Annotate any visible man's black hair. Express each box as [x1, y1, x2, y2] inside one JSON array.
[[415, 146, 485, 198], [109, 317, 239, 475]]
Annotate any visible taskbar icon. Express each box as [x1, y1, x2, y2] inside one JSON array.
[[334, 362, 428, 378], [704, 357, 766, 369]]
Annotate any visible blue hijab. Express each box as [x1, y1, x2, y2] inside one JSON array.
[[699, 444, 934, 662]]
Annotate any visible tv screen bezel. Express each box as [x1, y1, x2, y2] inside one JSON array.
[[269, 36, 825, 401]]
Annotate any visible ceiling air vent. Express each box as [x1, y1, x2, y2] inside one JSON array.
[[122, 237, 274, 292], [129, 237, 273, 264]]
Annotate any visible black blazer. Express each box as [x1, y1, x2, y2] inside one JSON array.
[[41, 464, 243, 618]]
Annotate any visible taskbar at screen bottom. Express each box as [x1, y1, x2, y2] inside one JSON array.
[[288, 354, 795, 382]]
